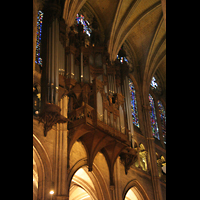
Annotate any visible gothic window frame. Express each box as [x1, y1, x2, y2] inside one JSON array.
[[148, 93, 160, 140], [35, 10, 44, 67], [148, 89, 166, 146], [128, 78, 140, 128], [149, 73, 166, 145], [157, 99, 166, 144]]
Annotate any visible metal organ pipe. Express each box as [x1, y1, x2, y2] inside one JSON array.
[[46, 17, 66, 105], [124, 76, 134, 143], [71, 54, 74, 78], [108, 75, 110, 94], [111, 76, 113, 94], [54, 18, 59, 105], [81, 51, 83, 82], [51, 19, 55, 103], [114, 75, 117, 93], [110, 76, 112, 94], [62, 45, 65, 74], [124, 78, 130, 136], [48, 24, 52, 102]]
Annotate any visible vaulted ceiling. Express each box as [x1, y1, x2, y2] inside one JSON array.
[[63, 0, 166, 95]]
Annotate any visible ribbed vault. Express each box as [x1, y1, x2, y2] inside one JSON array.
[[62, 0, 166, 99]]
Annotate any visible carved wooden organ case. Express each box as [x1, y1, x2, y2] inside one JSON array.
[[38, 2, 137, 186], [64, 37, 137, 185]]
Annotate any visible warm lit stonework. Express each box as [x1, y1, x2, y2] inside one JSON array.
[[33, 0, 166, 200]]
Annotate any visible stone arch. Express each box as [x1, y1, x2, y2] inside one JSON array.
[[67, 158, 111, 200], [122, 180, 150, 200], [33, 134, 52, 200], [69, 140, 88, 169], [33, 157, 38, 200]]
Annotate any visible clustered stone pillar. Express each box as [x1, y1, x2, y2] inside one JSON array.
[[142, 103, 163, 200]]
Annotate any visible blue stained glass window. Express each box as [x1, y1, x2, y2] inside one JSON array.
[[129, 79, 140, 128], [157, 100, 166, 143], [149, 94, 160, 140], [76, 14, 92, 37], [35, 10, 43, 67]]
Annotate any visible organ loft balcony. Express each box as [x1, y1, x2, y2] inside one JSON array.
[[67, 78, 130, 146], [66, 78, 137, 185], [68, 102, 129, 145]]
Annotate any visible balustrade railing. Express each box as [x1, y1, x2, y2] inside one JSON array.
[[68, 103, 129, 143]]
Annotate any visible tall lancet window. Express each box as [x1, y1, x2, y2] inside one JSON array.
[[149, 94, 160, 140], [129, 79, 140, 128], [157, 100, 166, 143], [35, 10, 43, 67]]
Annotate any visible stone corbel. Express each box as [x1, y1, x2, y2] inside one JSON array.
[[120, 147, 137, 174], [39, 103, 72, 137]]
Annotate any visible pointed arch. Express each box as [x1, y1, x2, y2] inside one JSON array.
[[123, 180, 150, 200], [111, 2, 161, 61], [67, 158, 111, 200], [33, 134, 52, 200], [108, 0, 143, 61]]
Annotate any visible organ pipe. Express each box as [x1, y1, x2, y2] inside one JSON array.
[[124, 76, 134, 143], [81, 51, 83, 82], [54, 18, 59, 105]]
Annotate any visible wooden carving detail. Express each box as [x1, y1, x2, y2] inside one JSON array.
[[120, 147, 137, 174], [38, 103, 71, 137]]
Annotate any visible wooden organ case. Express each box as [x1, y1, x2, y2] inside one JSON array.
[[64, 23, 137, 185], [38, 3, 137, 186]]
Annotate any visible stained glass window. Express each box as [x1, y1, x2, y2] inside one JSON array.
[[76, 14, 92, 37], [150, 77, 158, 89], [117, 54, 128, 63], [35, 10, 43, 67], [157, 100, 166, 143], [149, 94, 160, 140], [129, 79, 139, 128], [150, 75, 162, 94]]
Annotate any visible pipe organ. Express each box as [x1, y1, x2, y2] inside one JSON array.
[[38, 1, 137, 182]]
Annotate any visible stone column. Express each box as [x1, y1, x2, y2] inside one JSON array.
[[142, 104, 163, 200], [53, 96, 69, 199]]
